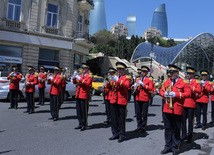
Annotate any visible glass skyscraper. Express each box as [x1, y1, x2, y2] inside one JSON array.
[[126, 14, 137, 37], [151, 4, 168, 37], [89, 0, 107, 35]]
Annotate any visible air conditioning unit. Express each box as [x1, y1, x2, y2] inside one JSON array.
[[85, 19, 90, 25]]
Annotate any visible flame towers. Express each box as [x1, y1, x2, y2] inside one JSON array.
[[89, 0, 107, 35], [151, 4, 168, 37], [126, 15, 137, 37]]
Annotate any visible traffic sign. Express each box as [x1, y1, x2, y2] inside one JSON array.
[[150, 68, 154, 73]]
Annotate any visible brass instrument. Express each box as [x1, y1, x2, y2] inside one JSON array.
[[165, 84, 173, 110], [104, 75, 113, 83], [9, 72, 14, 84], [155, 82, 162, 90], [20, 76, 29, 91]]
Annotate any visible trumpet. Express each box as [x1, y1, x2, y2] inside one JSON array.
[[104, 75, 114, 83], [20, 77, 29, 92], [9, 72, 14, 84], [165, 84, 173, 110]]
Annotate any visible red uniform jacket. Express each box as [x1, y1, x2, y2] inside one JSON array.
[[104, 81, 115, 100], [49, 74, 63, 95], [196, 81, 211, 103], [25, 73, 38, 93], [73, 72, 92, 99], [210, 83, 214, 101], [135, 76, 153, 102], [183, 79, 201, 108], [149, 81, 156, 94], [159, 78, 191, 115], [61, 74, 68, 89], [7, 73, 22, 90], [110, 75, 130, 105], [38, 72, 47, 88]]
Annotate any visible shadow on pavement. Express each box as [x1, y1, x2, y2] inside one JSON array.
[[126, 118, 134, 122], [60, 106, 76, 110], [0, 150, 14, 154], [89, 104, 99, 107], [58, 115, 77, 120], [88, 112, 106, 116], [87, 122, 111, 130], [146, 124, 164, 131], [126, 130, 149, 141], [179, 132, 209, 154], [0, 130, 6, 133], [148, 113, 156, 117], [34, 110, 50, 114], [149, 104, 161, 107]]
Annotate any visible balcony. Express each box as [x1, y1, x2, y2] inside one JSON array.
[[78, 0, 94, 10], [43, 26, 58, 35], [1, 18, 23, 30], [73, 31, 95, 49]]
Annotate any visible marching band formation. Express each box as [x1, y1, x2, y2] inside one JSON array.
[[6, 61, 214, 155]]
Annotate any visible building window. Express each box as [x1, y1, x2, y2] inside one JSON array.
[[46, 3, 59, 28], [39, 48, 59, 62], [74, 53, 82, 69], [7, 0, 22, 21], [0, 44, 22, 57], [78, 15, 83, 31]]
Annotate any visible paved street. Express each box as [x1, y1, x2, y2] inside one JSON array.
[[0, 95, 214, 155]]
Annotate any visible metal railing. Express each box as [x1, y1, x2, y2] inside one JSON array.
[[78, 0, 94, 7], [73, 31, 92, 41]]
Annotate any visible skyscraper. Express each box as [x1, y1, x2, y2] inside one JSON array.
[[126, 15, 137, 37], [151, 4, 168, 37], [89, 0, 107, 35]]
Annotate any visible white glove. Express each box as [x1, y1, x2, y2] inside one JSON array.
[[75, 75, 81, 80], [48, 76, 53, 80], [10, 72, 14, 76], [112, 75, 119, 82], [38, 77, 41, 80], [138, 80, 144, 86], [213, 86, 214, 89], [169, 91, 176, 97], [201, 80, 205, 86], [26, 82, 29, 86], [103, 82, 106, 87], [13, 74, 16, 76], [164, 92, 169, 97]]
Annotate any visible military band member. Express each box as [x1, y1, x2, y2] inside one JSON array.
[[24, 66, 38, 114], [103, 67, 117, 124], [60, 68, 68, 108], [181, 67, 201, 143], [108, 62, 130, 143], [195, 70, 211, 130], [210, 82, 214, 124], [7, 66, 22, 109], [73, 63, 92, 131], [159, 64, 191, 155], [37, 66, 47, 106], [149, 76, 156, 106], [48, 66, 62, 121], [134, 66, 152, 132]]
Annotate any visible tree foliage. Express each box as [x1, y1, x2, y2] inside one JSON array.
[[90, 30, 178, 61]]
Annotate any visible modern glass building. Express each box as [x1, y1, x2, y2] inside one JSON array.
[[89, 0, 107, 35], [151, 4, 168, 38], [126, 14, 137, 37], [131, 33, 214, 73]]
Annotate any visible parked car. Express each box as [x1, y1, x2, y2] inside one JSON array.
[[91, 75, 104, 95], [0, 79, 76, 101]]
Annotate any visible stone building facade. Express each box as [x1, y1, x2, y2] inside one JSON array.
[[0, 0, 94, 76], [110, 23, 128, 38]]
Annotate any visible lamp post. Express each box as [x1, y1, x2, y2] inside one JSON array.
[[145, 39, 159, 76]]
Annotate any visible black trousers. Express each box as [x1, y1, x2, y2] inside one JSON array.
[[133, 93, 137, 116], [149, 93, 153, 106], [127, 89, 131, 101], [196, 102, 208, 127], [61, 87, 66, 105], [136, 101, 149, 129], [110, 104, 126, 138], [39, 88, 45, 104], [10, 89, 18, 108], [182, 107, 195, 140], [76, 98, 87, 127], [211, 101, 214, 122], [163, 113, 182, 152], [105, 99, 111, 121], [162, 99, 165, 121], [26, 92, 34, 112], [50, 94, 59, 118]]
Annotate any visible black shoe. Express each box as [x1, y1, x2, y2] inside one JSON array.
[[74, 125, 82, 130], [134, 128, 141, 132], [41, 103, 44, 106], [14, 107, 18, 110], [187, 138, 192, 143], [209, 121, 214, 124], [202, 126, 206, 130], [37, 103, 41, 105], [172, 151, 179, 155], [181, 137, 187, 141], [104, 120, 111, 124], [80, 126, 86, 131], [28, 111, 34, 114], [118, 137, 127, 143], [160, 149, 171, 154], [8, 107, 14, 109], [194, 124, 202, 129], [109, 135, 119, 140], [161, 120, 164, 123], [48, 117, 54, 120], [53, 118, 58, 121]]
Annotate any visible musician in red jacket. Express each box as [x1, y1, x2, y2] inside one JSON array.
[[37, 66, 47, 106], [24, 66, 38, 114], [73, 63, 92, 131], [181, 67, 201, 143], [109, 62, 130, 143], [210, 82, 214, 124], [134, 66, 152, 133], [48, 66, 62, 121], [7, 66, 22, 109], [159, 64, 191, 155], [103, 67, 117, 124], [195, 70, 211, 130], [149, 76, 156, 106]]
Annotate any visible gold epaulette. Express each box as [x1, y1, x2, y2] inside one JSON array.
[[149, 77, 153, 81], [19, 73, 22, 77], [163, 79, 167, 83], [35, 73, 38, 78], [183, 79, 189, 84], [44, 72, 47, 75], [126, 75, 131, 79], [209, 81, 213, 85], [196, 80, 201, 84]]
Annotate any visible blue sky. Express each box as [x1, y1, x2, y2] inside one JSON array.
[[105, 0, 214, 39]]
